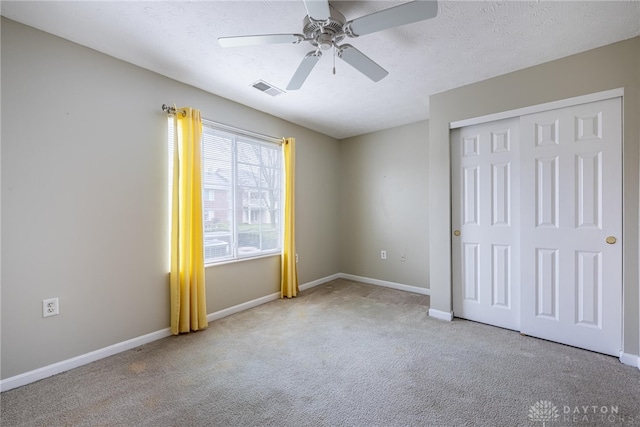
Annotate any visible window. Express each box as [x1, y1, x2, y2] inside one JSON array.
[[170, 119, 283, 264]]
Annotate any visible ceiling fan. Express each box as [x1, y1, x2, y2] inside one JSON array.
[[218, 0, 438, 90]]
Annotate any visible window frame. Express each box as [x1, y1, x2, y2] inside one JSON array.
[[169, 117, 284, 266]]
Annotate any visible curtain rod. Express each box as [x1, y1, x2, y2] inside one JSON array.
[[161, 104, 186, 117], [161, 104, 283, 146], [204, 121, 283, 146]]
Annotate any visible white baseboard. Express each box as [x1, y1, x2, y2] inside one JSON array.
[[207, 292, 281, 322], [208, 274, 342, 324], [428, 308, 454, 321], [0, 273, 341, 392], [0, 328, 172, 392], [339, 273, 430, 295], [619, 352, 640, 370], [300, 273, 341, 291]]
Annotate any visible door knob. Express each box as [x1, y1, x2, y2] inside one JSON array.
[[453, 230, 461, 237], [606, 236, 617, 244]]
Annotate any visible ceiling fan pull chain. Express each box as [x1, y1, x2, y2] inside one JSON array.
[[333, 45, 336, 75]]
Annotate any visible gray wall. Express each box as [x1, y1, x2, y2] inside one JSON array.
[[429, 37, 640, 356], [339, 122, 429, 289], [0, 18, 340, 379]]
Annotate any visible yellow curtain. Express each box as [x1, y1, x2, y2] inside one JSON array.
[[281, 137, 299, 298], [170, 107, 208, 334]]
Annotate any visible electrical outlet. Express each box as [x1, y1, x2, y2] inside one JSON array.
[[381, 250, 387, 260], [401, 253, 406, 262], [295, 253, 299, 263], [42, 298, 59, 318]]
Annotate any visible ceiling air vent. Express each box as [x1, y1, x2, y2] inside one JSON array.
[[251, 80, 284, 97]]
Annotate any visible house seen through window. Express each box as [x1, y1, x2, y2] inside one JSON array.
[[169, 119, 283, 264]]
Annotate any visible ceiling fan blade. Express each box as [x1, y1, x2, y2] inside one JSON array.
[[303, 0, 331, 21], [218, 34, 303, 48], [337, 45, 388, 82], [287, 51, 322, 91], [347, 0, 438, 37]]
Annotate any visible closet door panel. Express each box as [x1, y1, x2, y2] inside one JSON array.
[[452, 118, 520, 330], [520, 98, 622, 356]]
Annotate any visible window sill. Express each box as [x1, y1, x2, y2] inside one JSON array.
[[204, 251, 281, 268]]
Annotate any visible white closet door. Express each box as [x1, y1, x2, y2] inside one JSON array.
[[452, 118, 520, 330], [520, 98, 622, 356]]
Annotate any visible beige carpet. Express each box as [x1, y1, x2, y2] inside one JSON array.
[[1, 279, 639, 426]]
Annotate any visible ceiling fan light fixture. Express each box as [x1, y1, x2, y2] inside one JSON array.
[[317, 33, 333, 50]]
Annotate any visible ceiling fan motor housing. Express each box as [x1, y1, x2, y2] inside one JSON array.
[[303, 6, 346, 50]]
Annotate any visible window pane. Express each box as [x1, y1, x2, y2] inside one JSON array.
[[263, 167, 280, 189], [198, 122, 282, 264], [262, 225, 279, 251], [204, 234, 232, 261], [238, 229, 261, 255], [237, 140, 261, 164], [267, 189, 280, 210], [237, 164, 262, 188], [262, 145, 281, 168]]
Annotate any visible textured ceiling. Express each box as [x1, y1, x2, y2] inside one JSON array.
[[2, 1, 639, 139]]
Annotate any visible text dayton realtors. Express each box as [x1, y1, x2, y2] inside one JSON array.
[[562, 405, 634, 424]]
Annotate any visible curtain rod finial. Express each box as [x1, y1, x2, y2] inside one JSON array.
[[162, 104, 186, 117]]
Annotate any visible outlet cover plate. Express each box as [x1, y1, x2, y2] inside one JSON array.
[[43, 298, 59, 318]]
